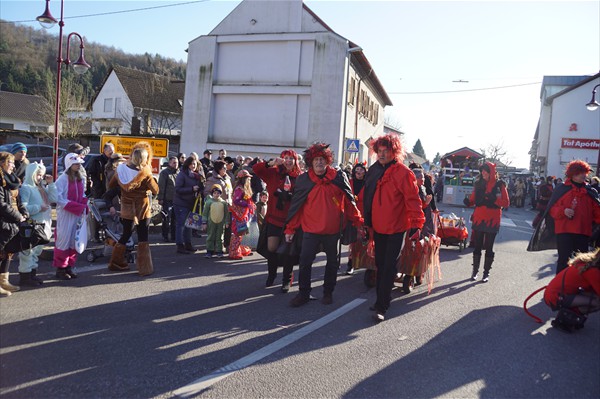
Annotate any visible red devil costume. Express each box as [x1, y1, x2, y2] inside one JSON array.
[[464, 162, 509, 282]]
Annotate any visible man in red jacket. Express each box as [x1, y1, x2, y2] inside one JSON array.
[[285, 143, 363, 307], [363, 134, 425, 322], [549, 160, 600, 274]]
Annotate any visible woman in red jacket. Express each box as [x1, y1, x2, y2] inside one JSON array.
[[544, 248, 600, 331], [549, 160, 600, 275], [463, 162, 509, 283], [285, 143, 362, 307], [252, 150, 301, 292], [363, 134, 425, 322]]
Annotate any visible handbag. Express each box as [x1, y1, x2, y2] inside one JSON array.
[[184, 196, 203, 231], [74, 215, 88, 254], [553, 271, 588, 332], [4, 219, 51, 253], [236, 219, 250, 235]]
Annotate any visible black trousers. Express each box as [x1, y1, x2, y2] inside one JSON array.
[[473, 230, 497, 257], [119, 218, 149, 245], [161, 201, 176, 240], [373, 231, 405, 314], [556, 233, 589, 274], [297, 232, 339, 298]]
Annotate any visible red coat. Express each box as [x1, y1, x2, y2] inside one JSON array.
[[544, 261, 600, 308], [252, 161, 299, 227], [371, 162, 425, 234], [549, 180, 600, 236], [465, 163, 509, 234], [285, 167, 362, 235]]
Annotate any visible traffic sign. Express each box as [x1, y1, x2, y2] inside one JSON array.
[[345, 139, 360, 153], [100, 135, 169, 158]]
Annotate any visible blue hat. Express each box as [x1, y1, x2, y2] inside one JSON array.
[[11, 142, 27, 154]]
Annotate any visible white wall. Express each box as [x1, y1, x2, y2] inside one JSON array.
[[91, 71, 134, 134], [545, 78, 600, 178]]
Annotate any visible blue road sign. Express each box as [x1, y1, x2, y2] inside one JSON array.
[[345, 139, 360, 153]]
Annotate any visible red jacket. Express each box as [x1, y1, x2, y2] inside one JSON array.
[[371, 162, 425, 234], [549, 180, 600, 236], [252, 161, 298, 227], [285, 167, 362, 235], [466, 162, 509, 234], [544, 261, 600, 308]]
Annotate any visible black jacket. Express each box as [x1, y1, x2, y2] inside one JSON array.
[[0, 171, 27, 251]]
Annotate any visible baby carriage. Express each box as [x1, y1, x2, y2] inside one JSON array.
[[86, 198, 136, 263], [437, 213, 469, 252]]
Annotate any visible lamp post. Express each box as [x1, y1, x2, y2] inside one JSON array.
[[585, 82, 600, 175], [37, 0, 90, 180]]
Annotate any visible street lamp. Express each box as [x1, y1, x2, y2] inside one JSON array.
[[585, 83, 600, 111], [37, 0, 91, 180]]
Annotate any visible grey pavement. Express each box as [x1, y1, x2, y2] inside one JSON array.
[[0, 203, 598, 399]]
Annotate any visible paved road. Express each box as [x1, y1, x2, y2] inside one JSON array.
[[1, 204, 598, 398]]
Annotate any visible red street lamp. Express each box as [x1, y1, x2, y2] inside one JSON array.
[[37, 0, 91, 180]]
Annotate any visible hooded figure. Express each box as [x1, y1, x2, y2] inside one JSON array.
[[463, 162, 510, 282], [18, 162, 57, 286]]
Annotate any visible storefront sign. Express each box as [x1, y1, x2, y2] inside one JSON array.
[[561, 138, 600, 149], [100, 135, 169, 157]]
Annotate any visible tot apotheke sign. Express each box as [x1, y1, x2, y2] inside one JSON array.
[[561, 138, 600, 150]]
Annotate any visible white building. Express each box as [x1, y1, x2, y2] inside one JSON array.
[[530, 73, 600, 178], [0, 91, 52, 134], [181, 0, 392, 163], [91, 65, 184, 136]]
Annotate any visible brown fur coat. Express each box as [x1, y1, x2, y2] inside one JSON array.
[[109, 165, 159, 224]]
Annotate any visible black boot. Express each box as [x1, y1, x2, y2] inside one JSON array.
[[31, 268, 44, 284], [55, 268, 71, 280], [482, 252, 494, 282], [471, 253, 482, 281], [266, 252, 278, 287], [65, 266, 78, 279], [19, 272, 43, 287]]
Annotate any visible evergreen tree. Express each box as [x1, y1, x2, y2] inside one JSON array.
[[433, 152, 441, 165], [412, 139, 426, 160]]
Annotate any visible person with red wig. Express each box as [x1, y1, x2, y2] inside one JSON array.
[[253, 149, 302, 292], [284, 143, 363, 307], [463, 162, 510, 282], [545, 160, 600, 274], [363, 134, 425, 322]]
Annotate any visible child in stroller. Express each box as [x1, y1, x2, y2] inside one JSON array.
[[86, 198, 136, 264]]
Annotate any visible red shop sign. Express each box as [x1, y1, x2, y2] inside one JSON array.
[[561, 138, 600, 149]]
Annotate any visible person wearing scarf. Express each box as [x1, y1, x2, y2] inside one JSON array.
[[253, 149, 302, 292], [363, 134, 425, 322], [18, 161, 57, 286], [0, 151, 27, 296], [463, 162, 509, 283], [285, 143, 363, 307]]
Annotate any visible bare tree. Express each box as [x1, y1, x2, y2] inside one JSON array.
[[480, 141, 513, 167]]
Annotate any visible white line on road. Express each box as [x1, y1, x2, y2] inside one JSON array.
[[173, 298, 367, 398], [500, 218, 517, 227]]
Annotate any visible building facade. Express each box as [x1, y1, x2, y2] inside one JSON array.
[[181, 0, 391, 163], [530, 73, 600, 178]]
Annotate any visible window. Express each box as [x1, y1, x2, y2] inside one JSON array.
[[114, 97, 121, 117], [348, 78, 356, 105], [0, 123, 14, 130], [104, 98, 113, 113]]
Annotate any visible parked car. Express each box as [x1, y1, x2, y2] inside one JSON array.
[[0, 144, 66, 174]]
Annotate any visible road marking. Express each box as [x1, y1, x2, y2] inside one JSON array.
[[500, 218, 517, 227], [173, 298, 367, 398]]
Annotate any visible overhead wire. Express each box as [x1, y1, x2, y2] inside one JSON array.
[[388, 81, 542, 95]]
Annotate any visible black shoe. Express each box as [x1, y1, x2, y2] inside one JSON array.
[[470, 273, 478, 281], [290, 294, 310, 307], [19, 272, 43, 287], [55, 269, 71, 280], [266, 274, 276, 287], [321, 293, 333, 305], [162, 235, 171, 243], [177, 244, 188, 254], [65, 266, 78, 279], [281, 282, 290, 293], [184, 243, 197, 253], [482, 273, 489, 283], [31, 269, 44, 284], [373, 312, 385, 323]]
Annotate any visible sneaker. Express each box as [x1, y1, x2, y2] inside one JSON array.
[[321, 293, 333, 305], [216, 252, 224, 258], [346, 268, 355, 276], [205, 251, 213, 258], [290, 294, 310, 307], [470, 273, 478, 281], [281, 282, 290, 293], [482, 273, 489, 283]]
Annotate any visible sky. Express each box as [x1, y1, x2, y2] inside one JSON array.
[[1, 0, 599, 168]]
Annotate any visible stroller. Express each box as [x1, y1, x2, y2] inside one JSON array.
[[86, 198, 136, 263]]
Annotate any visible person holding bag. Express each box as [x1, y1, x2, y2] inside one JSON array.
[[0, 151, 27, 296], [229, 169, 256, 260], [173, 156, 203, 254], [108, 142, 159, 275], [53, 153, 87, 280], [18, 162, 57, 287]]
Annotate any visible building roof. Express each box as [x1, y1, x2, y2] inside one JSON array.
[[441, 147, 483, 160], [0, 91, 51, 124], [303, 4, 393, 107], [405, 152, 428, 165], [544, 72, 600, 104], [110, 65, 185, 114], [540, 75, 590, 99]]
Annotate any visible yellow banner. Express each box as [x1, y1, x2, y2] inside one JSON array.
[[100, 135, 169, 158]]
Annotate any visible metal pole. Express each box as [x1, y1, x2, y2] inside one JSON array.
[[52, 0, 64, 181]]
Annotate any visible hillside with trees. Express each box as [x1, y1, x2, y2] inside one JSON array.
[[0, 20, 186, 104]]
